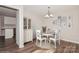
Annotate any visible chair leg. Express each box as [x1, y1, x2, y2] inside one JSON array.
[[40, 40, 42, 47], [54, 41, 56, 48], [45, 40, 46, 45], [49, 40, 51, 45], [59, 39, 60, 45]]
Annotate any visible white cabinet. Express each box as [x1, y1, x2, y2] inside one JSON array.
[[24, 29, 33, 42], [24, 18, 33, 43], [5, 29, 13, 39]]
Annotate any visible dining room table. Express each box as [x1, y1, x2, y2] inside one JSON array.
[[42, 33, 53, 40]]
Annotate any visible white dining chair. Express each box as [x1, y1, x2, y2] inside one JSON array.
[[36, 30, 47, 47], [49, 29, 60, 48]]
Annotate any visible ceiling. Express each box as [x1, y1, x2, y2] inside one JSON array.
[[0, 6, 17, 17], [23, 5, 79, 17], [0, 5, 79, 18]]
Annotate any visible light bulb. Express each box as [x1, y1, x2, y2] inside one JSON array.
[[50, 14, 53, 17], [45, 14, 50, 18]]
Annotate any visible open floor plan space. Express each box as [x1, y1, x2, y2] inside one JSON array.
[[0, 5, 79, 53]]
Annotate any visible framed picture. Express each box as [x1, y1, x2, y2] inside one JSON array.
[[67, 16, 72, 29]]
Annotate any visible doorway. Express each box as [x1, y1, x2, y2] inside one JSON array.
[[0, 5, 17, 48]]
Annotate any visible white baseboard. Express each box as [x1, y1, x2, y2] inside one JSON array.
[[19, 44, 24, 48], [61, 39, 79, 44]]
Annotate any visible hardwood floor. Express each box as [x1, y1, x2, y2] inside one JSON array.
[[0, 36, 5, 48], [0, 38, 79, 53], [0, 38, 39, 53], [55, 40, 79, 53]]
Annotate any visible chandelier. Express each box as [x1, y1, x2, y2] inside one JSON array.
[[44, 7, 54, 18]]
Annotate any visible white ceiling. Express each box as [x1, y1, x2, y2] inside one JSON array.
[[0, 6, 17, 17], [23, 5, 79, 17], [0, 5, 79, 18]]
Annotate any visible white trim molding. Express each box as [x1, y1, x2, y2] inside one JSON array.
[[61, 39, 79, 44]]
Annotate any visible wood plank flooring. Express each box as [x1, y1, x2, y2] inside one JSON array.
[[0, 38, 48, 53], [55, 40, 79, 53], [0, 38, 79, 53]]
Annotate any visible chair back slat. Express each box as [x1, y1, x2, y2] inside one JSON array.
[[36, 30, 41, 39]]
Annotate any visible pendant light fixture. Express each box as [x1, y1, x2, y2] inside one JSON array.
[[44, 6, 54, 18]]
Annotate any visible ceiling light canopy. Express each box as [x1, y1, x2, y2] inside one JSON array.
[[44, 7, 54, 18]]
